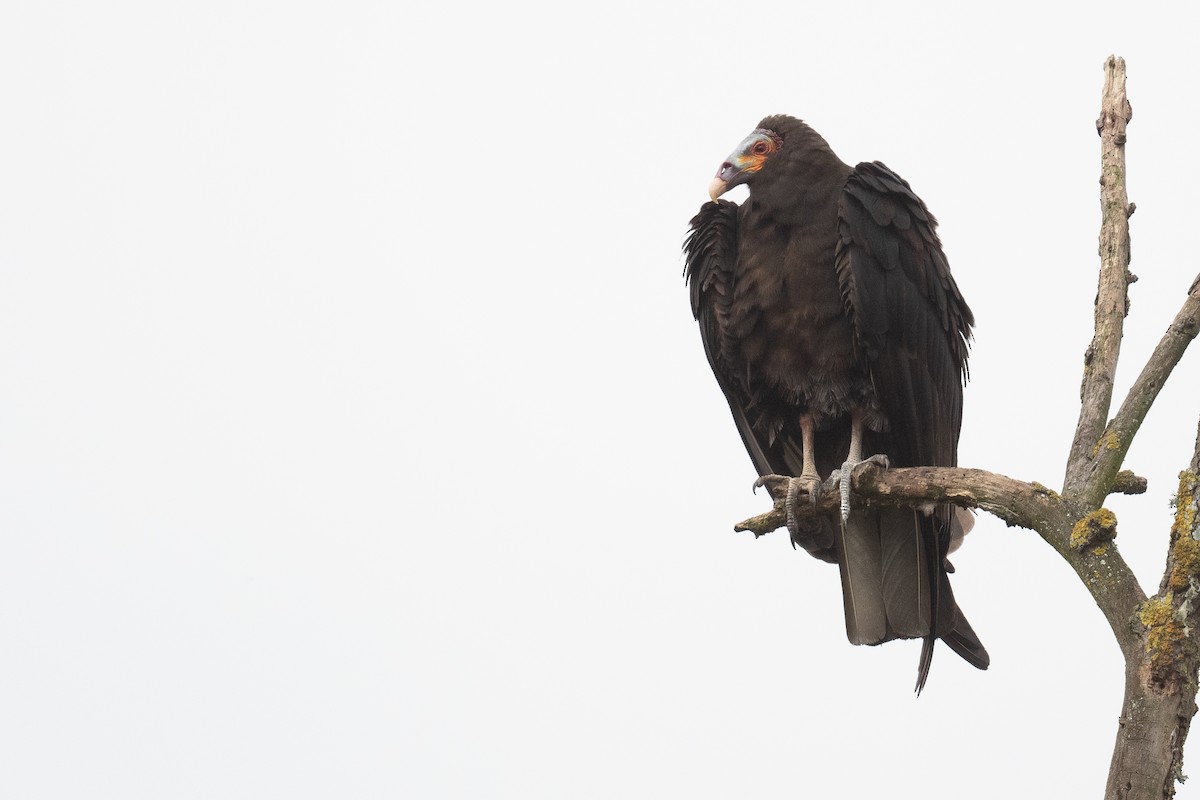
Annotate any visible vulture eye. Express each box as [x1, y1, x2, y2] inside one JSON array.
[[752, 140, 772, 156]]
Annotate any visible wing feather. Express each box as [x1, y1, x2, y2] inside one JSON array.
[[684, 201, 770, 468], [836, 161, 973, 469], [836, 161, 984, 687], [684, 199, 836, 562]]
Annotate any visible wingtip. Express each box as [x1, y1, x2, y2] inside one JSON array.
[[914, 635, 935, 695], [942, 614, 990, 671]]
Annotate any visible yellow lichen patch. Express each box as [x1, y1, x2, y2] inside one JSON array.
[[1141, 594, 1174, 629], [1167, 470, 1200, 591], [1173, 470, 1198, 535], [1090, 431, 1121, 457], [1139, 594, 1186, 688], [1070, 508, 1118, 551], [1030, 483, 1062, 502], [1168, 534, 1200, 592]]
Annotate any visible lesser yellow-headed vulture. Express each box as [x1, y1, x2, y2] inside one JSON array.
[[684, 115, 987, 691]]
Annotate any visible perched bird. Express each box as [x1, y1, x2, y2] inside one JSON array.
[[684, 115, 987, 691]]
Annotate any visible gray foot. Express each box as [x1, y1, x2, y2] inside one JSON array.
[[829, 454, 890, 522], [754, 473, 822, 541]]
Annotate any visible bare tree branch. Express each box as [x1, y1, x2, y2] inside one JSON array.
[[738, 466, 1055, 535], [1065, 55, 1134, 499], [738, 464, 1148, 653], [1079, 278, 1200, 507]]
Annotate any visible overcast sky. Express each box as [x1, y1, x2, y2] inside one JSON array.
[[2, 2, 1200, 798]]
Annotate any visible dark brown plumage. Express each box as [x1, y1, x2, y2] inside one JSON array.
[[684, 115, 987, 691]]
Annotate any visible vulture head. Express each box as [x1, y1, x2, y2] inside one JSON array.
[[707, 115, 847, 209], [708, 127, 784, 200]]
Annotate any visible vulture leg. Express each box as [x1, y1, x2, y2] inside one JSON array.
[[833, 409, 889, 523], [782, 414, 824, 538], [753, 414, 823, 542]]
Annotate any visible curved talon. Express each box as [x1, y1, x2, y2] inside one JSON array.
[[864, 453, 890, 472], [752, 473, 790, 499]]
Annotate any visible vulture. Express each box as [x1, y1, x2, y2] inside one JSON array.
[[684, 115, 987, 691]]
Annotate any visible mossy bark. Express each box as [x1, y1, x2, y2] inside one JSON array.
[[1104, 467, 1200, 800]]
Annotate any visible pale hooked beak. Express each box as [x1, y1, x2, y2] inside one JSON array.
[[707, 131, 775, 200], [709, 173, 731, 201]]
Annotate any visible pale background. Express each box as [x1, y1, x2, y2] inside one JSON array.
[[2, 2, 1198, 797]]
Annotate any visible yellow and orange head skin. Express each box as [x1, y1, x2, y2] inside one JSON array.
[[708, 129, 782, 200]]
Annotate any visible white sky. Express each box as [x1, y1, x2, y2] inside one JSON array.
[[2, 2, 1199, 797]]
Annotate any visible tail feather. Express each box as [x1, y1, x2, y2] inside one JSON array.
[[834, 507, 989, 691], [879, 507, 928, 638], [921, 514, 990, 690], [836, 511, 886, 645], [933, 522, 991, 672]]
